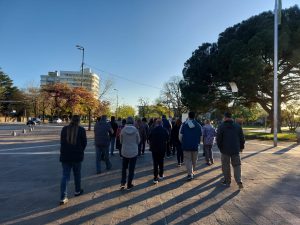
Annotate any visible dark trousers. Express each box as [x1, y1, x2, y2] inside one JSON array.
[[138, 139, 147, 155], [152, 152, 164, 178], [60, 162, 81, 200], [121, 156, 137, 186], [176, 144, 183, 164], [166, 141, 171, 157], [204, 144, 213, 163]]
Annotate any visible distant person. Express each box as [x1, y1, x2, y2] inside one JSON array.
[[109, 116, 119, 156], [148, 119, 169, 184], [59, 115, 87, 205], [135, 118, 148, 156], [120, 116, 140, 190], [94, 115, 113, 174], [202, 119, 216, 166], [162, 115, 172, 158], [116, 119, 126, 157], [171, 118, 183, 166], [179, 112, 202, 181], [141, 117, 149, 154], [217, 112, 245, 189]]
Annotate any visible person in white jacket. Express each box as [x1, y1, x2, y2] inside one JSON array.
[[120, 116, 140, 190]]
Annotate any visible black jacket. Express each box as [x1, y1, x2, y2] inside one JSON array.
[[217, 120, 245, 156], [148, 125, 169, 155], [60, 125, 87, 162]]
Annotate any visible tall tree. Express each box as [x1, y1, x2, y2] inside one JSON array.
[[181, 6, 300, 131]]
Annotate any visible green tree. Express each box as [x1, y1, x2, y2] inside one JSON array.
[[117, 105, 136, 118], [181, 6, 300, 132]]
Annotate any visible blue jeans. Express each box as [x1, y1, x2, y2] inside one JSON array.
[[95, 145, 111, 173], [60, 162, 81, 200], [121, 156, 137, 186], [110, 137, 116, 155]]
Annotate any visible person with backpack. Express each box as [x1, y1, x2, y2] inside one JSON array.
[[179, 112, 202, 181], [59, 115, 87, 205]]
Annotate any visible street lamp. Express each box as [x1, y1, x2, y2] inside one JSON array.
[[114, 88, 119, 118], [76, 45, 85, 87]]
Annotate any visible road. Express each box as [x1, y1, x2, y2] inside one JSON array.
[[0, 124, 300, 224]]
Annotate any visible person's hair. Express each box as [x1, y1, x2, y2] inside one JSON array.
[[162, 115, 166, 119], [224, 112, 232, 118], [155, 119, 162, 126], [122, 119, 126, 125], [142, 117, 147, 122], [126, 116, 134, 124], [111, 116, 115, 121], [188, 112, 195, 119], [66, 115, 80, 145], [175, 118, 182, 126], [205, 119, 210, 124]]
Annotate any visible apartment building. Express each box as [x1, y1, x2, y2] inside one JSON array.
[[40, 68, 100, 99]]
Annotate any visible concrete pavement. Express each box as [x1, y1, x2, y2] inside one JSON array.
[[0, 126, 300, 225]]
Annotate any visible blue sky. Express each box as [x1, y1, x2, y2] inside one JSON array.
[[0, 0, 299, 109]]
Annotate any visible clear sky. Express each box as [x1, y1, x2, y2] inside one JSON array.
[[0, 0, 299, 109]]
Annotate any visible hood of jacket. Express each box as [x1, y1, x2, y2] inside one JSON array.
[[123, 125, 137, 135], [186, 119, 195, 128]]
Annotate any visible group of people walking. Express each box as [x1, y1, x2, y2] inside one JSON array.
[[58, 111, 245, 205]]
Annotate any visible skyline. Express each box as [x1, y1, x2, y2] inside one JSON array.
[[0, 0, 299, 108]]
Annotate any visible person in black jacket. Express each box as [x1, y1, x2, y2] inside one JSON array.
[[59, 115, 87, 205], [148, 119, 169, 184], [217, 112, 245, 189], [171, 118, 183, 166]]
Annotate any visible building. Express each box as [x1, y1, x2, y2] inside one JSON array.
[[40, 68, 100, 99]]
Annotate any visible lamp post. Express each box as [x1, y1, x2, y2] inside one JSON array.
[[114, 88, 119, 118], [76, 45, 85, 87]]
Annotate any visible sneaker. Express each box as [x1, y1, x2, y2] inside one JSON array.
[[187, 175, 193, 181], [74, 189, 84, 197], [177, 163, 181, 167], [59, 197, 68, 205], [206, 162, 211, 166], [158, 175, 164, 181], [221, 180, 231, 187], [238, 182, 244, 189], [120, 184, 126, 190], [153, 178, 158, 184]]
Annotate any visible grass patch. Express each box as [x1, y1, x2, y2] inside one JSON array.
[[245, 132, 297, 141]]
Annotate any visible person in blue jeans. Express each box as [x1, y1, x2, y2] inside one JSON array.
[[94, 115, 113, 174], [120, 116, 140, 190], [59, 115, 87, 205]]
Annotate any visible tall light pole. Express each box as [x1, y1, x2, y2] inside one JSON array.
[[114, 88, 119, 118], [76, 45, 85, 87]]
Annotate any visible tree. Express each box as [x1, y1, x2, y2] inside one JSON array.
[[116, 105, 136, 118], [282, 101, 300, 131], [0, 69, 25, 119], [181, 6, 300, 132], [160, 76, 187, 118], [138, 97, 151, 118]]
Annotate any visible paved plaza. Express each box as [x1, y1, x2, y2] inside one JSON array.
[[0, 124, 300, 225]]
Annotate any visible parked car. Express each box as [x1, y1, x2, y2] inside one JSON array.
[[52, 118, 63, 123], [26, 118, 41, 125]]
